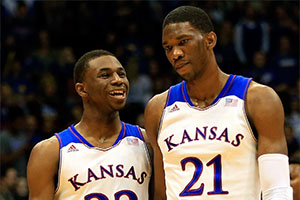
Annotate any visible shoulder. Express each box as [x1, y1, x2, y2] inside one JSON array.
[[246, 81, 283, 110], [30, 136, 59, 160], [144, 90, 169, 141], [246, 81, 284, 129], [145, 90, 169, 117], [27, 136, 60, 198], [28, 136, 60, 181]]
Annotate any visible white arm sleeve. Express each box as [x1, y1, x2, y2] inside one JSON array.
[[258, 153, 293, 200]]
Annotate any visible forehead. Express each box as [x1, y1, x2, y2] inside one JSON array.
[[88, 55, 124, 71], [162, 22, 201, 42]]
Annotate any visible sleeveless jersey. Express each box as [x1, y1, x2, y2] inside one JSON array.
[[54, 122, 151, 200], [158, 75, 260, 199]]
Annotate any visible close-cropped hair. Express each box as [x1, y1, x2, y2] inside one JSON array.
[[73, 49, 115, 83], [163, 5, 214, 34]]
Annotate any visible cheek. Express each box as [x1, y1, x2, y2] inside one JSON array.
[[125, 79, 130, 88], [165, 52, 173, 63]]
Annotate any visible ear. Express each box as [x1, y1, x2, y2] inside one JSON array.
[[75, 82, 88, 98], [206, 32, 217, 49]]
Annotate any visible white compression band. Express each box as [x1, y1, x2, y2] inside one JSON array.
[[258, 153, 293, 200]]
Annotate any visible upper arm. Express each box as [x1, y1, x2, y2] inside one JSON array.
[[144, 91, 168, 146], [27, 136, 59, 200], [144, 91, 168, 200], [246, 82, 288, 157]]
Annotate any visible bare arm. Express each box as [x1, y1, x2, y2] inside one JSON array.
[[27, 136, 59, 200], [140, 128, 154, 200], [246, 81, 288, 156], [144, 91, 168, 200]]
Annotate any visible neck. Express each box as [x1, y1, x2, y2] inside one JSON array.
[[76, 109, 122, 139], [186, 68, 229, 107]]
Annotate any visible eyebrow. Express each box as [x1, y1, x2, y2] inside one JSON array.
[[98, 67, 125, 72], [162, 34, 191, 45]]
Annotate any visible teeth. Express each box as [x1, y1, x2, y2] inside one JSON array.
[[110, 90, 124, 95]]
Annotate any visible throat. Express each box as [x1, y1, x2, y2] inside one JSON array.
[[190, 97, 213, 108], [98, 138, 107, 143]]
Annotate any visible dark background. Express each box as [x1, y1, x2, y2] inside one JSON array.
[[1, 1, 299, 199]]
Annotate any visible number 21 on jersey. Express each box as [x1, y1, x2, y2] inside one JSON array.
[[180, 154, 229, 196]]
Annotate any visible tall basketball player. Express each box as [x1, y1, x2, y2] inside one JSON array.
[[144, 6, 292, 200], [27, 50, 152, 200]]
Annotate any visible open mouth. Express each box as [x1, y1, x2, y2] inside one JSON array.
[[109, 90, 126, 99]]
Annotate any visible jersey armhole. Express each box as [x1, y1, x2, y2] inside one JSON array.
[[53, 133, 61, 194], [136, 125, 145, 142], [55, 133, 62, 149]]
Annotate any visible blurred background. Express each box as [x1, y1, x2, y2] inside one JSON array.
[[1, 0, 299, 199]]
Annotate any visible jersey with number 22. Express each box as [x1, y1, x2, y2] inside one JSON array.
[[54, 122, 151, 200]]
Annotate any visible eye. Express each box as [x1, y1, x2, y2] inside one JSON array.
[[118, 71, 127, 78], [179, 39, 188, 45], [99, 73, 110, 78], [164, 46, 172, 52]]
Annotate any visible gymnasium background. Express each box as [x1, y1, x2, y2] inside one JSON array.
[[1, 1, 299, 199]]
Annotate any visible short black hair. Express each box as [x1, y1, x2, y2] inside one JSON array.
[[162, 5, 214, 34], [73, 49, 114, 83]]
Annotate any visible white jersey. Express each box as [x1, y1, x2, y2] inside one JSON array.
[[158, 75, 260, 199], [54, 122, 151, 200]]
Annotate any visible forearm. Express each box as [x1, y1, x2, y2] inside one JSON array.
[[258, 154, 293, 200]]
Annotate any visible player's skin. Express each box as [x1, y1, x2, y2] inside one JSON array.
[[27, 55, 152, 200], [290, 163, 300, 200], [144, 22, 288, 200]]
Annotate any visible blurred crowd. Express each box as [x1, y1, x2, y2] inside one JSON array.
[[1, 0, 299, 199]]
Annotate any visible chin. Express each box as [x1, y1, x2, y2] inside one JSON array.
[[115, 102, 127, 110], [179, 73, 191, 81]]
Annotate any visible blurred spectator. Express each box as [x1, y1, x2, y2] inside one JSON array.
[[1, 83, 20, 128], [1, 34, 17, 70], [0, 168, 17, 200], [126, 55, 152, 108], [3, 0, 35, 61], [234, 4, 270, 66], [0, 168, 29, 200], [272, 35, 299, 89], [242, 51, 277, 87], [2, 59, 34, 105], [0, 106, 32, 177], [269, 5, 299, 56], [145, 58, 173, 95], [29, 30, 59, 73], [290, 163, 300, 200], [215, 20, 240, 74], [14, 177, 28, 200], [285, 122, 300, 163]]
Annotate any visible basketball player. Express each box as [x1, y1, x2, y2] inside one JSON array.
[[27, 50, 152, 200], [144, 6, 292, 200]]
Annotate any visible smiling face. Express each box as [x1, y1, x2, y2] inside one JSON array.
[[78, 55, 129, 111], [162, 22, 212, 81]]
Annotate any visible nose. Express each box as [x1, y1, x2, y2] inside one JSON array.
[[111, 72, 122, 85], [172, 47, 184, 62]]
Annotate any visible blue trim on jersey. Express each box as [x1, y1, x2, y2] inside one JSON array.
[[211, 74, 235, 104], [166, 81, 186, 107], [221, 75, 252, 100], [166, 74, 252, 107], [55, 122, 144, 148]]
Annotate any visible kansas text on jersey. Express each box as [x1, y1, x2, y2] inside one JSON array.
[[54, 122, 151, 200]]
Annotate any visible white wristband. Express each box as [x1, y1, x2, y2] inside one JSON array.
[[258, 154, 293, 200], [263, 187, 293, 200]]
